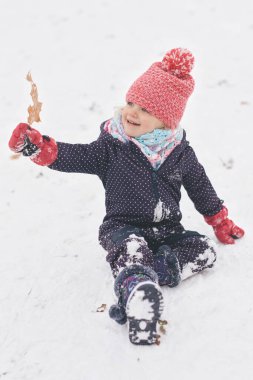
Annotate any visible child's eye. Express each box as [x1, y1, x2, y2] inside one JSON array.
[[127, 102, 133, 107], [141, 107, 149, 113]]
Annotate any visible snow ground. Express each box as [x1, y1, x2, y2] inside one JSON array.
[[0, 0, 253, 379]]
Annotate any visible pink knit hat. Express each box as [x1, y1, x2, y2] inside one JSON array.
[[126, 48, 195, 129]]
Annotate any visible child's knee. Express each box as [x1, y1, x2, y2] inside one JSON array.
[[120, 234, 153, 269], [111, 225, 143, 246], [102, 225, 144, 264], [109, 233, 154, 277]]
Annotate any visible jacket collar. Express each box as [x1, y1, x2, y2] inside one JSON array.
[[99, 120, 188, 172]]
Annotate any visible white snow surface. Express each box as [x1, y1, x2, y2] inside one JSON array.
[[1, 0, 253, 379]]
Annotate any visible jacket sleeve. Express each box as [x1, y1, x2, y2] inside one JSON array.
[[48, 138, 109, 177], [182, 144, 223, 216]]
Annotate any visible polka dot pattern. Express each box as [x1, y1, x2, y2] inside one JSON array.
[[100, 223, 216, 282], [49, 121, 223, 232]]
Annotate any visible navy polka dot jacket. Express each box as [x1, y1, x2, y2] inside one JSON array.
[[49, 121, 223, 228]]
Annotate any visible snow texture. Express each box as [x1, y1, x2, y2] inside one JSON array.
[[126, 235, 144, 262], [1, 0, 253, 379], [127, 288, 154, 320], [153, 199, 170, 222]]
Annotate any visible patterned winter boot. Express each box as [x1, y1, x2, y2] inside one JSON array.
[[109, 264, 164, 345], [154, 245, 181, 287]]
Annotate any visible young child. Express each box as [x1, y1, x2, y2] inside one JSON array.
[[9, 48, 244, 345]]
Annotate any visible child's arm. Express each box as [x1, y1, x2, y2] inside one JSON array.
[[182, 145, 223, 215], [182, 145, 244, 244], [9, 123, 108, 176]]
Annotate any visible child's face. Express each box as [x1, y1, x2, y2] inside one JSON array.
[[122, 102, 165, 137]]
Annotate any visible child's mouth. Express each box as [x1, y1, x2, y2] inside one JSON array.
[[127, 118, 140, 126]]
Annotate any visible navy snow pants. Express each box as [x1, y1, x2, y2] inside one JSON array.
[[99, 222, 217, 283]]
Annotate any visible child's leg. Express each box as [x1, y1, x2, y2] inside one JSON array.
[[100, 225, 164, 345], [153, 230, 216, 286], [100, 224, 155, 277], [167, 232, 217, 281]]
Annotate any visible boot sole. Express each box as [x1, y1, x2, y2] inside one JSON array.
[[126, 281, 164, 345]]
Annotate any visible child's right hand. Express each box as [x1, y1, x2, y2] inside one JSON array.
[[9, 123, 58, 166], [9, 123, 43, 154]]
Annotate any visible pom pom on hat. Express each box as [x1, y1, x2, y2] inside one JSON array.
[[161, 48, 194, 78]]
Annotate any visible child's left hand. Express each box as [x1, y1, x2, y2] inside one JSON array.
[[204, 206, 245, 245]]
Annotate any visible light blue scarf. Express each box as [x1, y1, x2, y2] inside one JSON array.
[[104, 113, 183, 170]]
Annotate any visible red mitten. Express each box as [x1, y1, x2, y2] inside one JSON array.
[[9, 123, 58, 166], [9, 123, 40, 152], [204, 206, 245, 244]]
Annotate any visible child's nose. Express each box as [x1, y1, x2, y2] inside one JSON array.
[[129, 105, 139, 117]]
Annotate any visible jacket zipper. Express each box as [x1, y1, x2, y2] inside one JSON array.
[[127, 141, 162, 203], [151, 171, 160, 203]]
